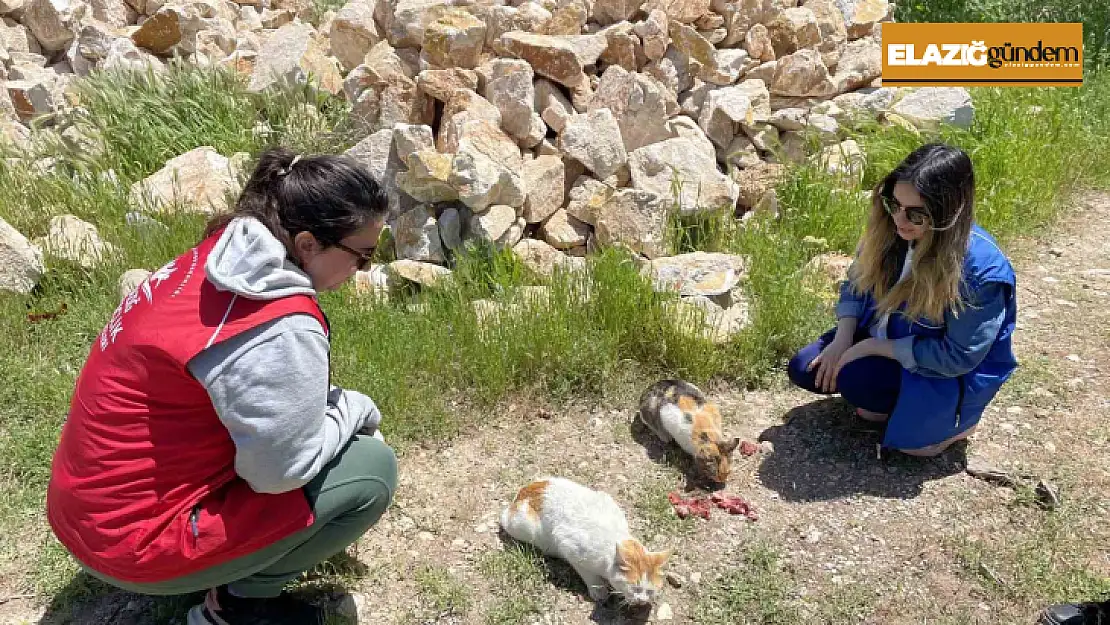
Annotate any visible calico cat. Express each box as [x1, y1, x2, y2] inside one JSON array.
[[499, 477, 671, 606], [637, 379, 740, 484]]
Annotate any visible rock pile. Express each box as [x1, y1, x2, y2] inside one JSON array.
[[1, 0, 977, 340]]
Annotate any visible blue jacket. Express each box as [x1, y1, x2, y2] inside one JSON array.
[[836, 224, 1018, 450]]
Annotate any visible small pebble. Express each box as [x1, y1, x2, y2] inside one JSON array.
[[760, 440, 775, 454], [689, 572, 702, 585], [418, 531, 434, 541], [665, 572, 685, 588], [1045, 441, 1057, 453], [655, 603, 673, 621], [1066, 354, 1082, 362], [1048, 247, 1064, 257]]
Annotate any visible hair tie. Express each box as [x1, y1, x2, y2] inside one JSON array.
[[278, 155, 303, 177]]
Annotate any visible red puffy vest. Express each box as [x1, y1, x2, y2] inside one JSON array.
[[47, 229, 326, 583]]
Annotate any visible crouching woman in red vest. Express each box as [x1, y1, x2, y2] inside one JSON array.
[[46, 147, 396, 625]]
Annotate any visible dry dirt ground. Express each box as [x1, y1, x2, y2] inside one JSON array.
[[7, 191, 1110, 625]]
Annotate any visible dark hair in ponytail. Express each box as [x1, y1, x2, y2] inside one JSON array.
[[203, 146, 388, 253]]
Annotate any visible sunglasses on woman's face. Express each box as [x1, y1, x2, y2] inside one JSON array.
[[882, 195, 931, 227], [333, 241, 375, 270]]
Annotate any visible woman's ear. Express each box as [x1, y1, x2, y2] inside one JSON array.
[[292, 231, 321, 264]]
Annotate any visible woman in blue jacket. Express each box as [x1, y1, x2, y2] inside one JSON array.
[[788, 143, 1018, 456]]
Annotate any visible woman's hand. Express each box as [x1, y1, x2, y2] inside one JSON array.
[[808, 334, 853, 393], [833, 338, 896, 380]]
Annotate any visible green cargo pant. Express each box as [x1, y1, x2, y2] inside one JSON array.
[[82, 434, 397, 598]]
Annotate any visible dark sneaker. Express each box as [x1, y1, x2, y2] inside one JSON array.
[[187, 586, 326, 625], [1039, 601, 1110, 625]]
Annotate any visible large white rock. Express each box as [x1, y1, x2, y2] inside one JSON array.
[[23, 0, 83, 52], [449, 120, 526, 211], [36, 215, 117, 269], [594, 189, 671, 259], [765, 7, 820, 58], [247, 22, 342, 95], [329, 0, 381, 72], [534, 78, 575, 132], [836, 0, 889, 39], [499, 31, 586, 89], [833, 38, 881, 93], [587, 65, 677, 153], [422, 6, 487, 69], [891, 87, 975, 130], [397, 150, 457, 203], [129, 147, 244, 215], [469, 204, 517, 242], [539, 208, 589, 249], [483, 58, 543, 141], [387, 259, 451, 287], [816, 139, 865, 183], [393, 205, 445, 263], [522, 154, 565, 224], [647, 251, 749, 296], [558, 108, 627, 180], [697, 79, 770, 148], [345, 128, 414, 217], [376, 0, 441, 48], [629, 136, 738, 214], [0, 218, 45, 294], [119, 268, 152, 299], [770, 49, 837, 97], [512, 238, 585, 276], [437, 88, 502, 153]]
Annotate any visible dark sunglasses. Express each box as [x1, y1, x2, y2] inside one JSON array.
[[882, 195, 931, 227], [332, 241, 375, 270]]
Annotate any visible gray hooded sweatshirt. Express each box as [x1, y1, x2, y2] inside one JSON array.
[[186, 217, 382, 495]]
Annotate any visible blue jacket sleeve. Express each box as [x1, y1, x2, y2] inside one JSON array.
[[891, 282, 1008, 378], [836, 260, 867, 320]]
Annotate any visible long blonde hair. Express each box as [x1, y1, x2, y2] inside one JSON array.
[[849, 143, 975, 322]]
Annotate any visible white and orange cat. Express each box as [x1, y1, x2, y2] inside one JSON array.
[[637, 379, 740, 484], [499, 477, 671, 606]]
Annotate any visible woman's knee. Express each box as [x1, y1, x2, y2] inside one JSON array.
[[836, 358, 900, 413], [787, 347, 821, 391], [310, 435, 398, 517], [786, 352, 810, 388]]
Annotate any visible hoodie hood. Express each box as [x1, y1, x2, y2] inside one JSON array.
[[205, 217, 316, 300]]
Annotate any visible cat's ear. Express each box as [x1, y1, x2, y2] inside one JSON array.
[[651, 549, 673, 567], [718, 437, 741, 456]]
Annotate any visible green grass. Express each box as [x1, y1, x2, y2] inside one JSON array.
[[693, 543, 800, 624], [413, 565, 471, 618], [632, 471, 699, 537], [955, 500, 1110, 607], [477, 545, 549, 625]]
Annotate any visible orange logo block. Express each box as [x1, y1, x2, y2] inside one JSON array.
[[881, 23, 1084, 87]]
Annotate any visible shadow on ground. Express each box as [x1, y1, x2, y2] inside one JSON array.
[[495, 531, 654, 625], [35, 553, 366, 624], [757, 398, 968, 502]]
